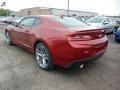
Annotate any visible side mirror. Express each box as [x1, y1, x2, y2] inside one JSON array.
[[103, 22, 109, 25]]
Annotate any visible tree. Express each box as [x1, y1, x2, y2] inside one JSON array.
[[0, 8, 11, 16]]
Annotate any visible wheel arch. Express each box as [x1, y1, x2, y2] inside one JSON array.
[[33, 39, 54, 64], [33, 39, 52, 55]]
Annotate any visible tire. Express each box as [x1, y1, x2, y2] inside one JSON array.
[[113, 27, 117, 33], [35, 43, 53, 70], [5, 32, 12, 45], [115, 38, 120, 42]]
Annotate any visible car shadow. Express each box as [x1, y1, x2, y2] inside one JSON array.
[[46, 61, 99, 76], [2, 39, 105, 77]]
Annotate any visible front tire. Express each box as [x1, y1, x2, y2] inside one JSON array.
[[35, 43, 53, 70], [5, 32, 12, 45]]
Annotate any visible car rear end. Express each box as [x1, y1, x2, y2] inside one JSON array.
[[53, 28, 108, 67], [50, 16, 108, 67], [68, 29, 107, 63]]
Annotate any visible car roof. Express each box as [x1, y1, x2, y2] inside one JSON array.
[[93, 16, 110, 19], [24, 15, 59, 19]]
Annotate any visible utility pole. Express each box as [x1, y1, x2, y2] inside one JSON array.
[[67, 0, 69, 16]]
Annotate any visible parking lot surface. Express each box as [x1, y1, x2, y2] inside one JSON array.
[[0, 24, 120, 90]]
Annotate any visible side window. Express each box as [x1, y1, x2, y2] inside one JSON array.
[[33, 18, 41, 25], [19, 18, 35, 27], [104, 18, 110, 23]]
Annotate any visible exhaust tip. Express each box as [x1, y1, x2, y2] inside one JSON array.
[[80, 63, 84, 68]]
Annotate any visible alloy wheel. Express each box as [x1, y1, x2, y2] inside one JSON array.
[[5, 32, 11, 44], [35, 43, 50, 69]]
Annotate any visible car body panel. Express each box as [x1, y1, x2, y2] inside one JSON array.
[[5, 15, 108, 67]]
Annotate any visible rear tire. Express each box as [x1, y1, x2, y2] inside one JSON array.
[[35, 43, 53, 70], [115, 38, 120, 42]]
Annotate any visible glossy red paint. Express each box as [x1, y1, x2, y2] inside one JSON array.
[[5, 15, 108, 67]]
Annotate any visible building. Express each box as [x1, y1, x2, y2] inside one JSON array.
[[16, 7, 52, 16], [15, 7, 98, 19]]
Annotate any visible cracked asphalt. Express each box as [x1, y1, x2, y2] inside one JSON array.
[[0, 24, 120, 90]]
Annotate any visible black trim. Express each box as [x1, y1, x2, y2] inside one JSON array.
[[65, 50, 105, 68]]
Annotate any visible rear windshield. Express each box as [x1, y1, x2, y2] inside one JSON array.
[[52, 16, 88, 27], [86, 17, 104, 23]]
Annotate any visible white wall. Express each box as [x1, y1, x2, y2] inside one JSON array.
[[51, 9, 98, 17]]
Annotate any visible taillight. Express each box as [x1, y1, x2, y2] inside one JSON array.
[[67, 34, 92, 41], [67, 29, 105, 41]]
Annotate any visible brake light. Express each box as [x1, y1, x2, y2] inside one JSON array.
[[67, 30, 105, 41], [67, 34, 92, 41]]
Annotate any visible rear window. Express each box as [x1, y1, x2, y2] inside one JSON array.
[[86, 17, 104, 23], [52, 16, 88, 27]]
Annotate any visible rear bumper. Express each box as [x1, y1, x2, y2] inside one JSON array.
[[65, 50, 105, 67], [52, 36, 108, 67]]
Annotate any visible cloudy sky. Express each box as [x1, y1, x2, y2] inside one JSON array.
[[0, 0, 120, 16]]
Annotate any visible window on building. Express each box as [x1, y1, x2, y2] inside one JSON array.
[[28, 11, 31, 15], [39, 9, 41, 13]]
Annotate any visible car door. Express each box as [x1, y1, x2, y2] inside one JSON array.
[[18, 17, 42, 50], [16, 17, 36, 49], [11, 22, 24, 45]]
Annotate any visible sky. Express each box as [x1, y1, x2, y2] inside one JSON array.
[[0, 0, 120, 16]]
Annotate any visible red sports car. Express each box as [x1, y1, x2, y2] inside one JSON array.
[[5, 15, 108, 70]]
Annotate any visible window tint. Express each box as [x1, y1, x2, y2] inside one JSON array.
[[104, 18, 110, 23], [19, 18, 35, 27], [53, 16, 88, 27], [33, 18, 41, 25], [86, 17, 104, 23]]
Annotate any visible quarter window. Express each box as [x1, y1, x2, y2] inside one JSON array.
[[33, 18, 41, 25]]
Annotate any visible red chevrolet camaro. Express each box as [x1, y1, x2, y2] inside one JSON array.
[[5, 15, 108, 70]]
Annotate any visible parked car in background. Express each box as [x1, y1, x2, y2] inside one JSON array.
[[86, 16, 117, 33], [8, 17, 24, 25], [0, 16, 23, 24], [0, 17, 14, 24], [114, 27, 120, 42], [13, 17, 24, 23], [0, 17, 7, 23], [3, 17, 14, 24], [76, 17, 85, 22], [5, 15, 108, 70]]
